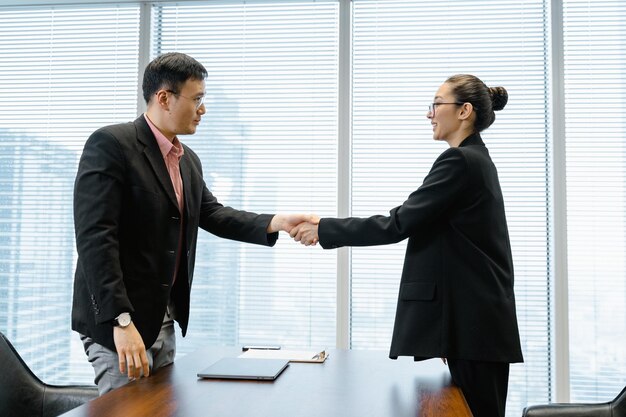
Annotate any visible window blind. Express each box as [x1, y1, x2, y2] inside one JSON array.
[[150, 0, 339, 353], [350, 1, 550, 415], [0, 5, 140, 384], [562, 0, 626, 402]]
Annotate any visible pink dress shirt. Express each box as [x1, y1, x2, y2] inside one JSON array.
[[144, 114, 184, 284]]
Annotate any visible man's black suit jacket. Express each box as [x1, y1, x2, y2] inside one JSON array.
[[319, 133, 524, 363], [72, 115, 277, 352]]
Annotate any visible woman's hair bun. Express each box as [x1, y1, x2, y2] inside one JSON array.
[[489, 86, 508, 111]]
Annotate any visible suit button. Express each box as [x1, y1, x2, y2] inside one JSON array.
[[168, 250, 175, 254], [172, 216, 180, 220]]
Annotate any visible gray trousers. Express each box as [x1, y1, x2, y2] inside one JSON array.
[[80, 308, 176, 395]]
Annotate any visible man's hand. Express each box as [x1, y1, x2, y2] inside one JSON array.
[[290, 221, 320, 246], [113, 323, 150, 380], [267, 214, 319, 234]]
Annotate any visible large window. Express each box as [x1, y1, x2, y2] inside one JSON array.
[[563, 0, 626, 402], [0, 4, 140, 383], [150, 0, 340, 354], [0, 1, 625, 415], [350, 2, 550, 414]]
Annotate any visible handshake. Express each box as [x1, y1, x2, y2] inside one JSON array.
[[268, 214, 321, 246]]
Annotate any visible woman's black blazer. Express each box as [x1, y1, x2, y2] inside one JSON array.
[[319, 133, 524, 363]]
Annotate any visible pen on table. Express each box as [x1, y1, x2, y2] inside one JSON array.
[[242, 345, 282, 351]]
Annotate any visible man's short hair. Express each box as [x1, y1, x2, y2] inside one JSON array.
[[142, 52, 208, 104]]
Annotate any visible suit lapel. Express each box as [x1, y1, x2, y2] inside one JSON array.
[[179, 153, 195, 254], [179, 153, 192, 218], [134, 116, 179, 210]]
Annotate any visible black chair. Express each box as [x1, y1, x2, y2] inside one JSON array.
[[0, 331, 98, 417], [522, 386, 626, 416]]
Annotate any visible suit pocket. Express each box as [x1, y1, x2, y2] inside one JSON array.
[[400, 282, 436, 301]]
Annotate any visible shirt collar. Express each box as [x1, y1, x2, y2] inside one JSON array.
[[143, 113, 185, 160]]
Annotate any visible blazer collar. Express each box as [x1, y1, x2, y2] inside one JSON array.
[[134, 115, 180, 210], [458, 132, 485, 148]]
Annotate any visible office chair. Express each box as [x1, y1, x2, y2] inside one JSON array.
[[0, 331, 98, 417], [522, 386, 626, 417]]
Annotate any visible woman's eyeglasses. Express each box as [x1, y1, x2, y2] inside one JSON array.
[[428, 102, 463, 116]]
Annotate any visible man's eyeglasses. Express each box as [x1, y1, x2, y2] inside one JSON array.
[[166, 90, 205, 110], [428, 102, 463, 116]]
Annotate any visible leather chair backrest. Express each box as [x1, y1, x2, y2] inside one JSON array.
[[612, 386, 626, 417], [0, 331, 98, 417], [523, 386, 626, 417], [0, 331, 46, 417], [522, 403, 610, 417], [42, 385, 99, 417]]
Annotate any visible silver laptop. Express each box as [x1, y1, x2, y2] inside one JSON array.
[[197, 357, 289, 381]]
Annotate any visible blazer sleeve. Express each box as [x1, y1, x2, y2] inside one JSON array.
[[183, 145, 278, 247], [319, 147, 470, 249], [197, 184, 278, 246], [74, 128, 133, 324]]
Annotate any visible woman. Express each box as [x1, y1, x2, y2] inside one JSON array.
[[292, 74, 524, 417]]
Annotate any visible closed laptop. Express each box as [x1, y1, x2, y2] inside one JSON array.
[[197, 357, 289, 381]]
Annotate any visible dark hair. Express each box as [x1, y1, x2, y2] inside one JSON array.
[[445, 74, 508, 132], [142, 52, 208, 104]]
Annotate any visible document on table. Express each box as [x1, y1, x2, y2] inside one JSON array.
[[239, 348, 328, 363]]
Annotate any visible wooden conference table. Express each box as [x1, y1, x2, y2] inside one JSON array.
[[61, 347, 472, 417]]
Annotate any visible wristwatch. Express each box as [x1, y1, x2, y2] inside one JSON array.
[[113, 312, 132, 328]]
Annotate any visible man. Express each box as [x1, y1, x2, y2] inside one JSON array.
[[72, 52, 312, 394]]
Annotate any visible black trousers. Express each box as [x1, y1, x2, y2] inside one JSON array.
[[447, 359, 510, 417]]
